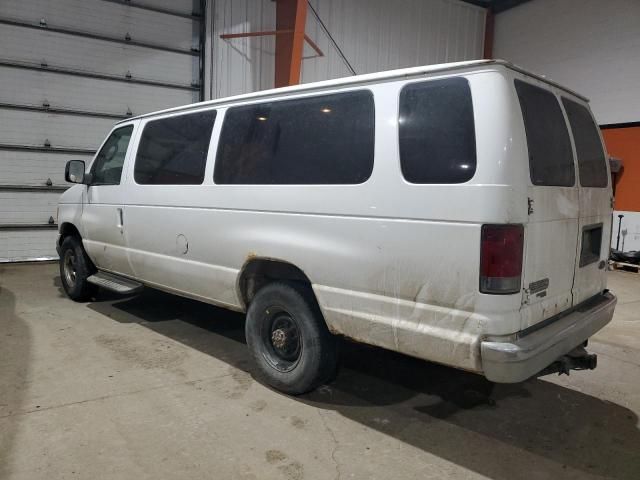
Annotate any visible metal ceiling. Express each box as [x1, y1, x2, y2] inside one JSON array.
[[460, 0, 532, 13]]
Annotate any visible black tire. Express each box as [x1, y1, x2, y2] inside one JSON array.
[[59, 235, 97, 302], [245, 282, 339, 395]]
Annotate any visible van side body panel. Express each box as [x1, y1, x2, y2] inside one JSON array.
[[115, 70, 526, 373], [58, 63, 615, 379]]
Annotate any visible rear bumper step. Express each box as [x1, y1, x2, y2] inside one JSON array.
[[481, 291, 616, 383], [87, 271, 143, 295]]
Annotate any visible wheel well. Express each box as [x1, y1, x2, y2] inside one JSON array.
[[238, 258, 312, 309], [58, 223, 97, 272], [58, 222, 81, 245]]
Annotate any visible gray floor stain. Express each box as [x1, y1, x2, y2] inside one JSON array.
[[265, 449, 288, 464], [94, 333, 187, 372]]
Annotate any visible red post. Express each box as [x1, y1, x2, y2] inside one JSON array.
[[275, 0, 308, 87], [483, 10, 494, 59]]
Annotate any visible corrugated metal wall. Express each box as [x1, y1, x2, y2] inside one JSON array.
[[206, 0, 276, 100], [207, 0, 485, 99], [302, 0, 485, 83]]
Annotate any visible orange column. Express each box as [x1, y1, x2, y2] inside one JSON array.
[[602, 126, 640, 211], [275, 0, 308, 87], [483, 10, 494, 59]]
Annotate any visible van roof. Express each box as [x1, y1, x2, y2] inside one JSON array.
[[117, 59, 588, 124]]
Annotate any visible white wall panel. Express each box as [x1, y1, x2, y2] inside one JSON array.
[[0, 191, 61, 225], [0, 230, 57, 261], [208, 0, 276, 99], [0, 110, 115, 150], [0, 23, 193, 85], [0, 67, 195, 117], [0, 151, 90, 186], [0, 0, 197, 51], [493, 0, 640, 125], [302, 0, 485, 83]]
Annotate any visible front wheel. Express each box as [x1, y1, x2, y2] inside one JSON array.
[[59, 236, 96, 302], [245, 282, 338, 395]]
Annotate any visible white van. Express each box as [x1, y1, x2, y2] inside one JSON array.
[[57, 60, 616, 394]]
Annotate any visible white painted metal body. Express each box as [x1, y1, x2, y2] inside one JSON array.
[[58, 60, 616, 379]]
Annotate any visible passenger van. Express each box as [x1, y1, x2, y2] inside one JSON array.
[[57, 60, 616, 394]]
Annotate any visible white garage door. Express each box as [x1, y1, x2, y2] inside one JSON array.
[[0, 0, 205, 262]]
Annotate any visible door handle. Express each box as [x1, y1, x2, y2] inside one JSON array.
[[117, 208, 124, 229]]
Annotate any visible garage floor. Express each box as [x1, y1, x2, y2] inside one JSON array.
[[1, 263, 639, 480]]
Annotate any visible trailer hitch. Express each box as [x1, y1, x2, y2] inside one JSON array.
[[537, 346, 598, 377]]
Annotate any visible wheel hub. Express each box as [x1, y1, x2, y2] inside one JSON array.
[[264, 311, 302, 371], [63, 250, 77, 288], [271, 328, 288, 349]]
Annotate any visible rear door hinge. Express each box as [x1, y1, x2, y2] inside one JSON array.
[[527, 197, 534, 215], [522, 288, 530, 305]]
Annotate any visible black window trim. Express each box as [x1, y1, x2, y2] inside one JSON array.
[[514, 78, 576, 188], [132, 108, 217, 186], [89, 123, 136, 186], [212, 88, 376, 186], [396, 75, 478, 185], [579, 222, 604, 267]]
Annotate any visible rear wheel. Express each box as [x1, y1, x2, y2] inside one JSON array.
[[245, 282, 338, 395], [59, 236, 96, 302]]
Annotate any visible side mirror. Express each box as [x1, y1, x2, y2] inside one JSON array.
[[65, 160, 87, 184]]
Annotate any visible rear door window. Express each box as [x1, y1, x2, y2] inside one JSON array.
[[214, 90, 374, 185], [562, 98, 608, 187], [134, 110, 216, 185], [398, 77, 476, 184], [515, 80, 575, 187]]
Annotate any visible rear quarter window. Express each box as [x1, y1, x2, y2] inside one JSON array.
[[562, 98, 608, 188], [398, 77, 476, 184], [515, 80, 575, 187]]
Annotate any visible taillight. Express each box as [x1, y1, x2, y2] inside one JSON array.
[[480, 224, 524, 294]]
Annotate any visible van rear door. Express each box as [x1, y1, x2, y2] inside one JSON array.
[[561, 98, 612, 305], [515, 80, 580, 329]]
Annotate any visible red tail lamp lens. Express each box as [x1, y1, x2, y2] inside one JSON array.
[[480, 224, 524, 294]]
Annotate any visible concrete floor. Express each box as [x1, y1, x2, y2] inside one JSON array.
[[1, 263, 639, 480]]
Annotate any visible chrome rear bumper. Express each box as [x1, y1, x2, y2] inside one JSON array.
[[481, 292, 616, 383]]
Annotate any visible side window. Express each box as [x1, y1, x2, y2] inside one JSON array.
[[515, 80, 575, 187], [91, 125, 133, 185], [398, 77, 476, 184], [562, 98, 608, 188], [214, 90, 374, 184], [134, 110, 216, 185]]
